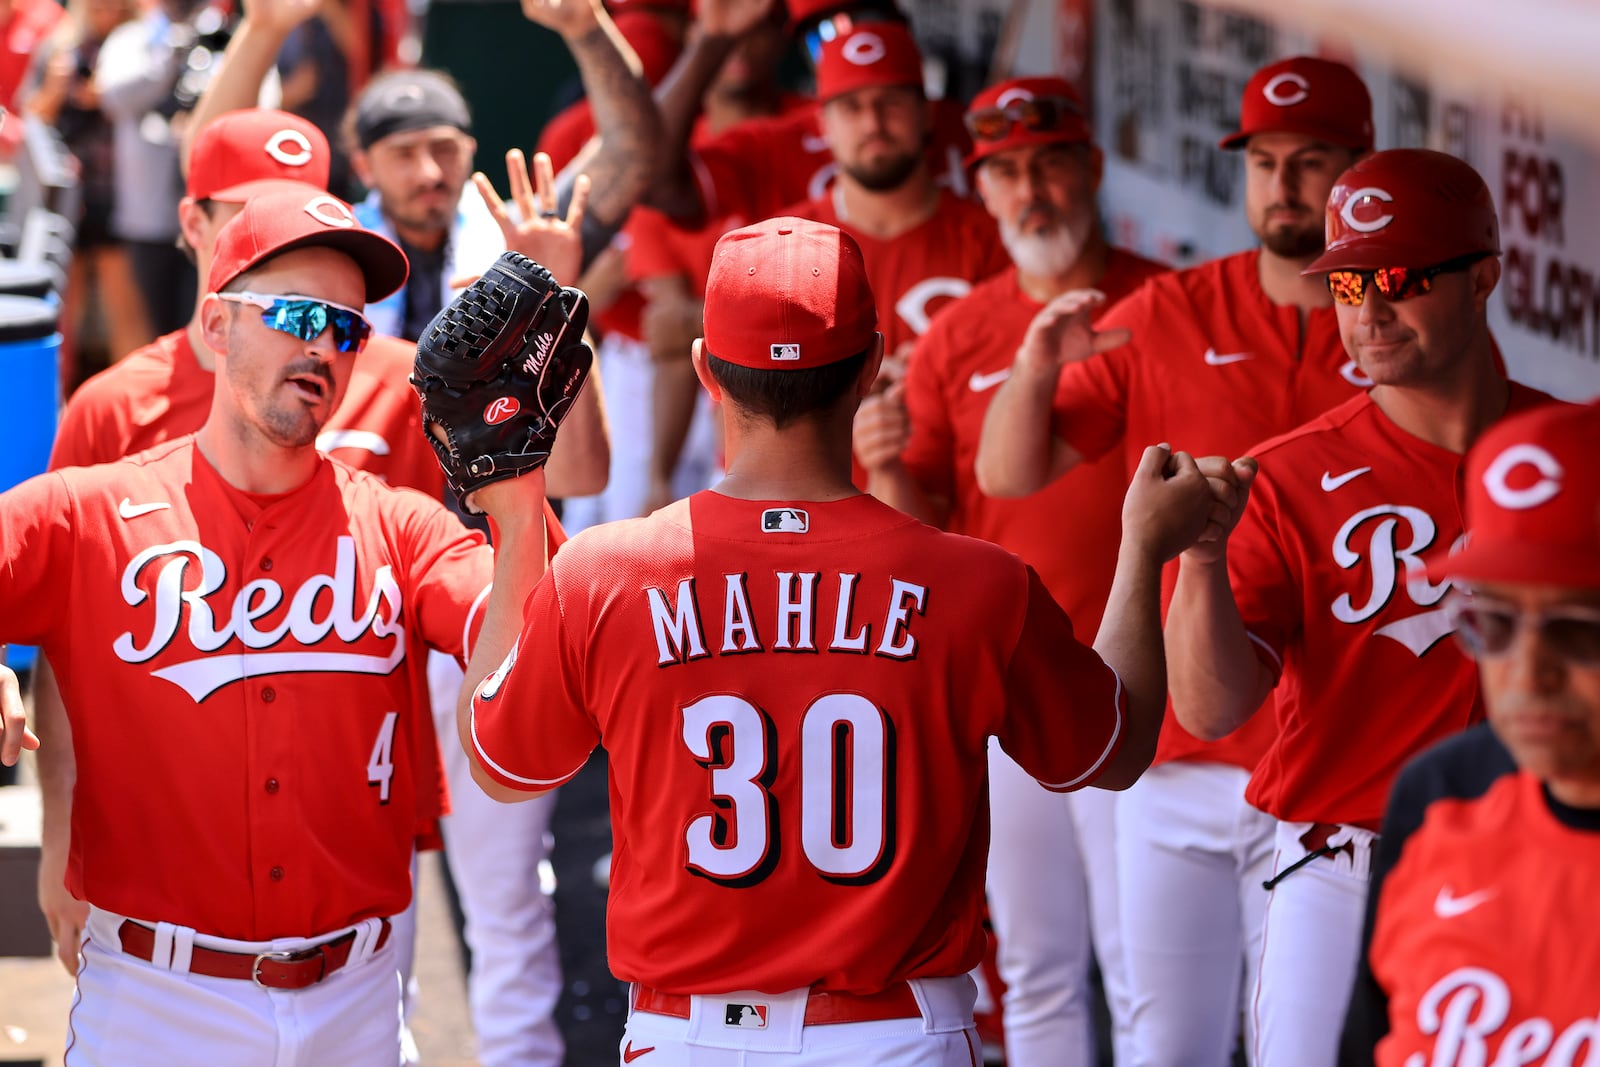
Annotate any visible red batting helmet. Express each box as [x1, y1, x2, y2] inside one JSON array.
[[1304, 148, 1501, 274]]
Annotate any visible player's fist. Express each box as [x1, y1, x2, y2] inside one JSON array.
[[853, 379, 910, 474], [241, 0, 323, 36], [1183, 456, 1258, 565], [520, 0, 602, 37], [0, 665, 37, 768], [1012, 289, 1131, 386], [1120, 444, 1220, 564]]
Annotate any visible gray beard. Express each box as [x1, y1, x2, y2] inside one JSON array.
[[1001, 212, 1093, 279]]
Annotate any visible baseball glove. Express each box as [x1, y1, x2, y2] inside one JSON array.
[[412, 251, 593, 511]]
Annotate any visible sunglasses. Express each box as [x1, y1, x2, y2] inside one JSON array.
[[1325, 254, 1485, 307], [1446, 592, 1600, 667], [218, 292, 374, 353], [964, 96, 1083, 143], [801, 9, 900, 65]]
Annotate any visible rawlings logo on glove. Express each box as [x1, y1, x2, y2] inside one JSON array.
[[411, 251, 593, 511]]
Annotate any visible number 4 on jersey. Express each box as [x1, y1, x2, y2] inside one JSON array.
[[682, 693, 896, 888], [368, 711, 399, 804]]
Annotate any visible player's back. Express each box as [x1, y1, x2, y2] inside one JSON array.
[[536, 491, 1124, 994]]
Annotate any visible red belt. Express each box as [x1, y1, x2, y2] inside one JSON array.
[[633, 983, 921, 1026], [117, 919, 391, 991]]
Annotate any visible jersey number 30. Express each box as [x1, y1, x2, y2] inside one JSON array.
[[681, 693, 896, 888]]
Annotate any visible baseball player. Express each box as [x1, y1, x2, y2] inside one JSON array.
[[855, 76, 1167, 1066], [645, 0, 975, 229], [457, 215, 1232, 1067], [1164, 148, 1563, 1067], [777, 22, 1007, 362], [1361, 401, 1600, 1064], [35, 107, 583, 1067], [974, 55, 1375, 1067], [1, 185, 552, 1066]]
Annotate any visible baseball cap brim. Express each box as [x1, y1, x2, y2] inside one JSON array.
[[202, 177, 326, 206], [218, 227, 409, 305], [966, 128, 1091, 172], [1428, 541, 1600, 588], [1218, 119, 1370, 152], [1302, 239, 1473, 275]]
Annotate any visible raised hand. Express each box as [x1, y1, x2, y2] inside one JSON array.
[[1121, 445, 1218, 565], [1014, 289, 1132, 381], [0, 665, 35, 767], [519, 0, 603, 38], [463, 150, 590, 288]]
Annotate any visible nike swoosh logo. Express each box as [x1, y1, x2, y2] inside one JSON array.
[[968, 368, 1011, 393], [1204, 348, 1253, 366], [1320, 467, 1372, 492], [622, 1042, 656, 1063], [1434, 886, 1495, 918], [118, 498, 171, 519]]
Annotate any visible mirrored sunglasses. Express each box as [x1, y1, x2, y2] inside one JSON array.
[[219, 292, 374, 353], [1325, 254, 1485, 307], [1446, 593, 1600, 667], [964, 96, 1083, 143]]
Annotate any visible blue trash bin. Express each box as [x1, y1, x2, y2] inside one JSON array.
[[0, 293, 62, 674]]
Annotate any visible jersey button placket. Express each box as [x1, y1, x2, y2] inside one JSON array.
[[265, 777, 280, 794], [269, 866, 285, 881], [261, 686, 276, 703]]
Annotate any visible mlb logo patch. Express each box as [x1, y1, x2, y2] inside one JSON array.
[[724, 1003, 769, 1029], [770, 343, 801, 362], [761, 508, 809, 534]]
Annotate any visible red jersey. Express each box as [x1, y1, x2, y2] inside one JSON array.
[[690, 98, 974, 227], [50, 330, 442, 495], [1372, 772, 1600, 1066], [1051, 248, 1368, 770], [470, 491, 1126, 994], [626, 203, 736, 296], [786, 190, 1009, 357], [902, 252, 1169, 631], [1231, 386, 1561, 828], [0, 439, 494, 939]]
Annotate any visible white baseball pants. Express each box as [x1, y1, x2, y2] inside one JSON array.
[[1115, 760, 1276, 1067], [1250, 821, 1372, 1067], [428, 651, 565, 1067], [984, 740, 1131, 1066], [68, 907, 401, 1067], [619, 976, 980, 1066]]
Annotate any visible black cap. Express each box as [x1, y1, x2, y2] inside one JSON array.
[[354, 70, 472, 150]]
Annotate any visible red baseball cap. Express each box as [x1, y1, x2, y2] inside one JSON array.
[[208, 185, 408, 303], [1304, 149, 1500, 274], [703, 216, 877, 370], [1432, 402, 1600, 588], [1218, 56, 1373, 153], [187, 109, 331, 203], [965, 77, 1092, 171], [814, 21, 923, 104], [610, 10, 685, 85]]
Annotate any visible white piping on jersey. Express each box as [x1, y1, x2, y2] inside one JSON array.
[[1038, 667, 1126, 790], [470, 706, 575, 788], [1246, 630, 1284, 673]]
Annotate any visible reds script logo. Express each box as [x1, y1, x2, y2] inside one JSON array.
[[112, 537, 405, 701], [1339, 187, 1395, 233], [1262, 72, 1310, 106], [1331, 504, 1457, 656], [483, 396, 521, 425], [1481, 443, 1563, 510], [1411, 967, 1593, 1065]]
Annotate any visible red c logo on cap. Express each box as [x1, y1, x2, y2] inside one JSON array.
[[1263, 72, 1310, 106], [304, 196, 356, 229], [265, 129, 314, 167], [1483, 443, 1563, 510], [483, 396, 521, 425], [842, 32, 887, 66], [1339, 187, 1395, 234]]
